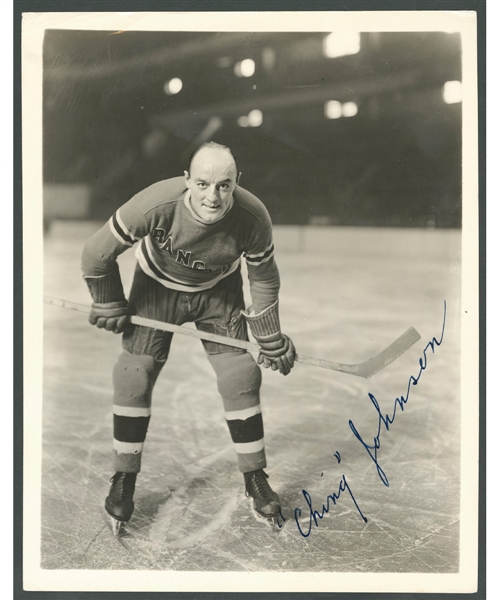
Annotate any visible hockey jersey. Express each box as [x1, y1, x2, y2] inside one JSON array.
[[81, 177, 280, 312]]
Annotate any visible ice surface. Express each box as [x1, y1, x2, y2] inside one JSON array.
[[41, 222, 461, 572]]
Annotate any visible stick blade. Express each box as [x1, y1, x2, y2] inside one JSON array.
[[354, 327, 422, 379]]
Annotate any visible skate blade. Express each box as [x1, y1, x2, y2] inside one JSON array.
[[250, 503, 284, 532], [266, 516, 283, 532], [109, 516, 126, 536]]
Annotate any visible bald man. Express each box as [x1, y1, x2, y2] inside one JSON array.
[[81, 141, 295, 534]]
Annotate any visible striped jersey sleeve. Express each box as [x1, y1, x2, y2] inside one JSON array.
[[81, 186, 157, 278], [241, 206, 280, 313], [242, 203, 275, 268], [108, 208, 143, 247], [244, 240, 275, 267]]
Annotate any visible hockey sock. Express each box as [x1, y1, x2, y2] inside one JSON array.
[[112, 351, 163, 473], [207, 351, 267, 472]]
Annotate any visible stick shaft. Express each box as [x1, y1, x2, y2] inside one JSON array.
[[43, 295, 349, 370], [44, 295, 259, 351], [43, 295, 420, 377]]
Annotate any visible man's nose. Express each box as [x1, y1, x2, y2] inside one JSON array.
[[206, 185, 218, 201]]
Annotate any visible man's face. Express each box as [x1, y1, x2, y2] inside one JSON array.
[[184, 148, 240, 223]]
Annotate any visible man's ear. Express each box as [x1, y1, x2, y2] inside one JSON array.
[[184, 170, 190, 185], [236, 171, 242, 185]]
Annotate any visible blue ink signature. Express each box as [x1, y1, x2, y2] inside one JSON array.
[[293, 452, 368, 538], [348, 301, 447, 487]]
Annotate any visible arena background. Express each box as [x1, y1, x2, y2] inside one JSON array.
[[43, 30, 461, 228], [40, 26, 465, 583]]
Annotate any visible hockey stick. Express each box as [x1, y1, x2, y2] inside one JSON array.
[[44, 295, 421, 378]]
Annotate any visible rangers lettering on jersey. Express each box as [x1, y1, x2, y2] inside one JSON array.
[[153, 233, 207, 270]]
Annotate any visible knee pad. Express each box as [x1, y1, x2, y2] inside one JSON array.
[[113, 351, 163, 408], [207, 351, 262, 411]]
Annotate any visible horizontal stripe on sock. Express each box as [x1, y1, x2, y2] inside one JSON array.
[[233, 438, 265, 454], [226, 413, 264, 444], [113, 405, 151, 417], [225, 405, 261, 421], [113, 440, 144, 454], [113, 414, 150, 443]]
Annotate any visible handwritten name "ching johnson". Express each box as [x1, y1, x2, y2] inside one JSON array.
[[349, 301, 447, 487], [292, 302, 446, 538]]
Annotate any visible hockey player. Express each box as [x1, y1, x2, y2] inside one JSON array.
[[81, 141, 296, 534]]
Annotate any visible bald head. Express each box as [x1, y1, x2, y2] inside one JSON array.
[[187, 142, 240, 178], [190, 147, 239, 182]]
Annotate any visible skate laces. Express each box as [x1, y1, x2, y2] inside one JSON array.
[[246, 470, 275, 501], [110, 472, 136, 499]]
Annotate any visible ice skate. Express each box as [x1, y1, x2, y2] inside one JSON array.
[[105, 472, 137, 536], [244, 469, 283, 531]]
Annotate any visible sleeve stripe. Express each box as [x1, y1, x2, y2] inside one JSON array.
[[245, 245, 274, 264], [109, 220, 132, 246], [116, 210, 140, 242], [246, 253, 274, 267], [244, 241, 274, 259], [109, 213, 135, 247]]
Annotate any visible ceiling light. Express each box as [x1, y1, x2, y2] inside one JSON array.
[[234, 59, 255, 77], [325, 100, 342, 119], [342, 102, 358, 117], [164, 78, 183, 95], [247, 109, 263, 127], [443, 80, 462, 104], [323, 32, 361, 58]]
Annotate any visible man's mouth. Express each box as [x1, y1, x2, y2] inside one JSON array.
[[203, 203, 220, 211]]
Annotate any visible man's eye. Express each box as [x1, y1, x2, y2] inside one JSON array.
[[198, 183, 207, 188], [218, 184, 229, 190]]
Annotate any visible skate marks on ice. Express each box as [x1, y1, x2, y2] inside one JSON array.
[[145, 373, 246, 550], [150, 489, 239, 548], [41, 224, 461, 572], [147, 438, 285, 553], [148, 445, 239, 549], [41, 325, 460, 572]]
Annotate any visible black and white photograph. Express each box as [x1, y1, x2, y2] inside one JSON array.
[[21, 7, 480, 595]]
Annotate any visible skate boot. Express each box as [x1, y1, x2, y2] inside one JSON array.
[[244, 469, 282, 531], [105, 472, 137, 536]]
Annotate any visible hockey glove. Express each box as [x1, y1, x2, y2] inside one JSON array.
[[84, 266, 129, 334], [242, 300, 296, 376], [89, 301, 129, 333]]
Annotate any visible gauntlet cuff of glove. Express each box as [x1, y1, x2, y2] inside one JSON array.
[[91, 300, 129, 316], [84, 266, 125, 304], [241, 299, 281, 338]]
